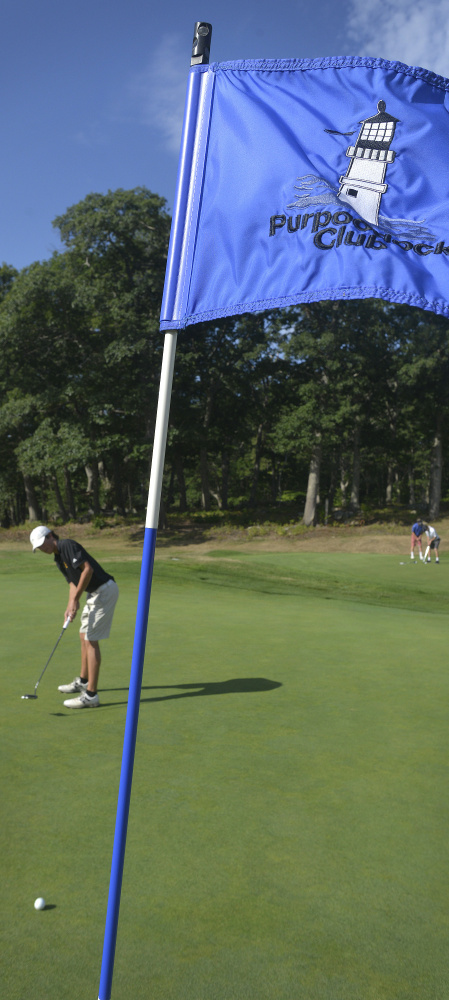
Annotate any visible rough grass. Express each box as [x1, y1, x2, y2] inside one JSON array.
[[3, 511, 449, 556], [1, 542, 448, 999]]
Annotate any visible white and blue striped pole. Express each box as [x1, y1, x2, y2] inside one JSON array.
[[97, 22, 212, 1000]]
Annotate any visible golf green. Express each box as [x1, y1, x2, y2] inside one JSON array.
[[1, 547, 448, 999]]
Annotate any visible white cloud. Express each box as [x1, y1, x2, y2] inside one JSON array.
[[345, 0, 449, 77], [127, 36, 189, 154]]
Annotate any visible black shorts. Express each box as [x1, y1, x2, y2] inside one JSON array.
[[430, 536, 440, 550]]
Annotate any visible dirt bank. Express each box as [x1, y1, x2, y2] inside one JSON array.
[[2, 517, 446, 558]]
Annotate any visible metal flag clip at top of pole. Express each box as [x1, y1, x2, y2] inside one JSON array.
[[191, 20, 212, 65], [97, 22, 212, 1000]]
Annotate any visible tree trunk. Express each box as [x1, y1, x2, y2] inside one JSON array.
[[200, 384, 215, 511], [158, 497, 167, 529], [386, 466, 400, 505], [340, 455, 348, 506], [200, 447, 210, 510], [221, 451, 230, 511], [63, 466, 76, 519], [23, 473, 41, 521], [350, 423, 361, 510], [210, 462, 223, 508], [174, 454, 187, 512], [270, 454, 278, 503], [112, 455, 125, 515], [385, 464, 394, 504], [98, 460, 111, 491], [85, 461, 101, 515], [209, 488, 222, 509], [328, 456, 337, 512], [93, 463, 101, 515], [303, 437, 321, 526], [166, 464, 176, 508], [51, 471, 68, 521], [40, 475, 48, 521], [249, 423, 263, 507], [429, 419, 443, 520], [85, 464, 94, 493], [407, 465, 415, 507], [1, 507, 11, 528], [13, 494, 21, 526]]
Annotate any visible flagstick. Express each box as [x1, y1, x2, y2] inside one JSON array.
[[98, 331, 177, 1000], [98, 23, 212, 997]]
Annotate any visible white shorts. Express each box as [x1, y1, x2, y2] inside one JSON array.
[[79, 580, 119, 641]]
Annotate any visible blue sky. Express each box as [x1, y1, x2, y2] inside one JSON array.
[[1, 0, 448, 270]]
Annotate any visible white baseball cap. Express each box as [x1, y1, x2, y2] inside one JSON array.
[[30, 525, 52, 551]]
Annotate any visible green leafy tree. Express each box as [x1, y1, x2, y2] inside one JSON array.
[[395, 308, 449, 518], [53, 188, 171, 512], [0, 255, 90, 519], [0, 189, 171, 522], [171, 312, 286, 511]]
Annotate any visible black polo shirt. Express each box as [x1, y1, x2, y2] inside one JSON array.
[[55, 539, 114, 593]]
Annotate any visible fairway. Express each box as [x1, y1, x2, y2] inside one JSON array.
[[1, 545, 448, 999]]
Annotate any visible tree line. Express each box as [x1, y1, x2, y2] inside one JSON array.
[[1, 186, 448, 529]]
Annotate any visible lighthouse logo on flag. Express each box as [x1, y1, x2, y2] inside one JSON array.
[[338, 100, 399, 226], [289, 96, 435, 242]]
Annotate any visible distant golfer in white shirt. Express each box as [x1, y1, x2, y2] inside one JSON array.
[[423, 524, 440, 563]]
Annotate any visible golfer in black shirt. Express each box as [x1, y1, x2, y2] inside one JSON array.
[[30, 526, 119, 708]]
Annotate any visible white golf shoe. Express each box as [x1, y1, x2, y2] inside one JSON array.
[[63, 692, 100, 709], [58, 676, 88, 694]]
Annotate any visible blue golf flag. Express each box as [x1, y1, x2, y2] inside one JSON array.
[[160, 56, 449, 329]]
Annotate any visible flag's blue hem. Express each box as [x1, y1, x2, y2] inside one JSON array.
[[210, 56, 449, 92], [160, 285, 449, 330]]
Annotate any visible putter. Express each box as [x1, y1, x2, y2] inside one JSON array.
[[21, 618, 71, 700]]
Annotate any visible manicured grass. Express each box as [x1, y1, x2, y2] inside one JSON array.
[[1, 547, 448, 999], [156, 548, 449, 612]]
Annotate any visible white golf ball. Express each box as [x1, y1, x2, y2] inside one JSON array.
[[34, 897, 46, 911]]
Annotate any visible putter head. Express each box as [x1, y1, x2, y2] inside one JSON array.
[[21, 694, 38, 700]]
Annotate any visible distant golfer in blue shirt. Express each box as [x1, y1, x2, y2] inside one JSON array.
[[410, 519, 424, 561]]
